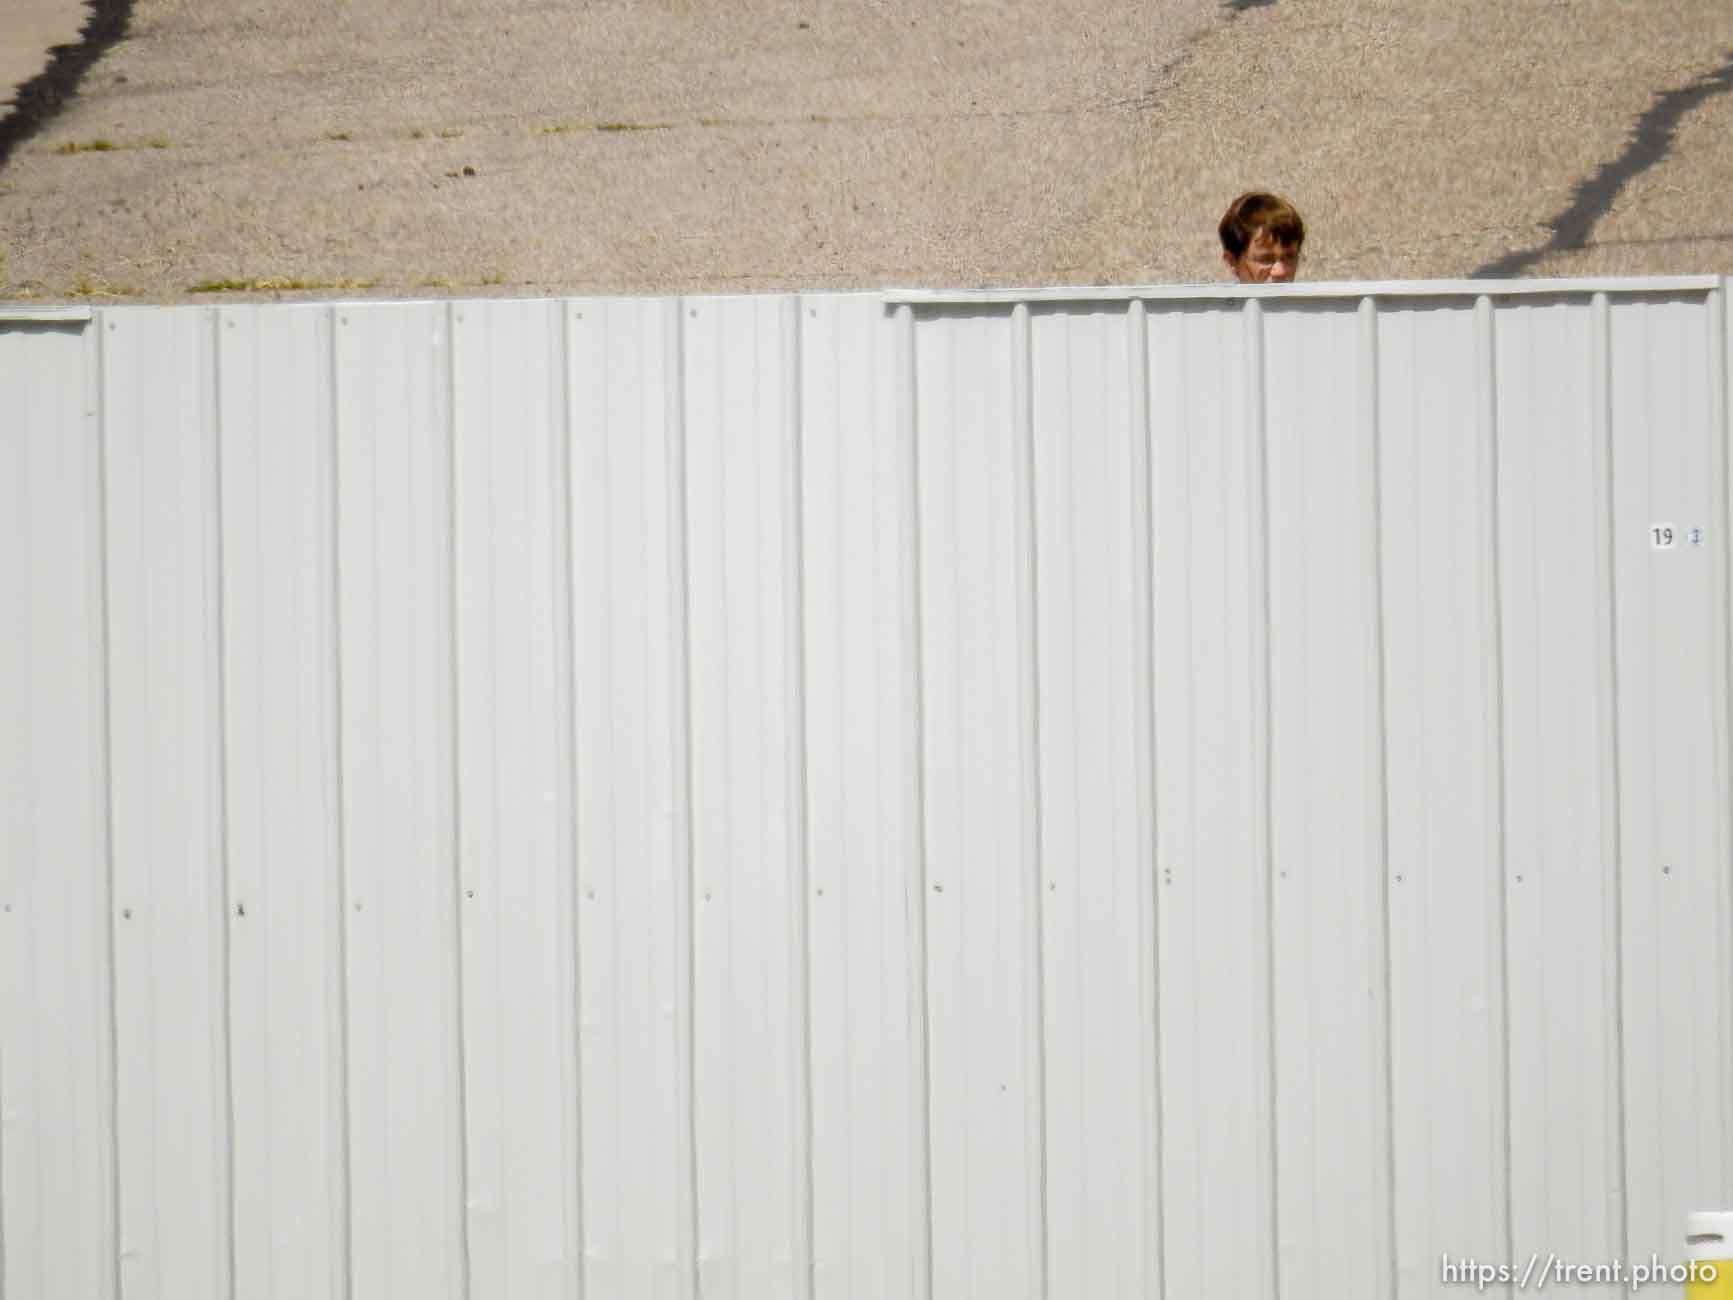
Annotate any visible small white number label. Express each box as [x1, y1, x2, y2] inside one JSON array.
[[1689, 527, 1705, 546], [1651, 524, 1677, 550]]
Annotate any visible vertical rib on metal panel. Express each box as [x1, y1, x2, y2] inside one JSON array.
[[326, 304, 356, 1300], [783, 298, 817, 1300], [444, 301, 475, 1300], [1127, 299, 1167, 1300], [896, 302, 936, 1300], [1009, 303, 1050, 1300], [1246, 297, 1280, 1300], [98, 312, 123, 1300], [1478, 294, 1516, 1284], [1475, 294, 1514, 1284], [669, 298, 700, 1300], [555, 301, 588, 1300], [210, 309, 240, 1300], [1596, 291, 1631, 1274], [1364, 297, 1400, 1300]]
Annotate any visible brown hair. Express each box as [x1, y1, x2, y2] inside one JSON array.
[[1219, 191, 1306, 257]]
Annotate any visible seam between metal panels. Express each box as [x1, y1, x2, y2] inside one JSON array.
[[1245, 296, 1281, 1300], [1013, 303, 1050, 1300], [884, 275, 1722, 306], [668, 297, 701, 1300], [1361, 296, 1400, 1300], [896, 302, 936, 1300], [1126, 299, 1169, 1300], [1591, 291, 1632, 1263], [210, 307, 240, 1300], [326, 305, 357, 1300], [444, 301, 476, 1300], [784, 297, 818, 1300], [557, 300, 589, 1300], [94, 310, 124, 1300], [1478, 295, 1517, 1274]]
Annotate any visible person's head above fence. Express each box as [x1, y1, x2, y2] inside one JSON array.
[[1219, 191, 1305, 284]]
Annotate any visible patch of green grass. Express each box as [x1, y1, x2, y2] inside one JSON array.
[[325, 131, 353, 142], [434, 127, 463, 140], [53, 136, 173, 153], [67, 275, 133, 298], [480, 271, 509, 286], [188, 275, 377, 294], [543, 118, 674, 135]]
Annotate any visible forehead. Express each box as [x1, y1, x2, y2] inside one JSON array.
[[1244, 229, 1300, 257]]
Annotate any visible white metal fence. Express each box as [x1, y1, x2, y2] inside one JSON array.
[[3, 277, 1731, 1300]]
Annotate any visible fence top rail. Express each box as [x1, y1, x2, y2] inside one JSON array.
[[0, 306, 94, 322], [884, 274, 1726, 306], [1, 276, 1723, 319]]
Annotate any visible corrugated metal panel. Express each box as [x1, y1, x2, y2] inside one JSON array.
[[4, 280, 1732, 1300], [1, 317, 116, 1300]]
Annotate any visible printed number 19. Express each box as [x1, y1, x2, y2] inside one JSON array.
[[1651, 524, 1677, 549]]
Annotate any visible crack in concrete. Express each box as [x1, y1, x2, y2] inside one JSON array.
[[1475, 49, 1733, 278], [0, 0, 134, 175]]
